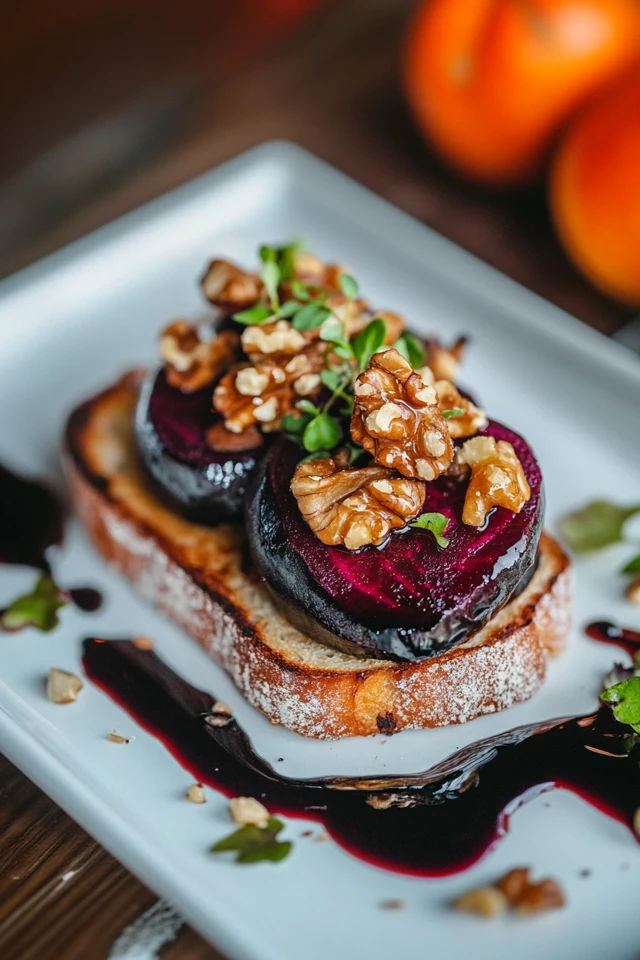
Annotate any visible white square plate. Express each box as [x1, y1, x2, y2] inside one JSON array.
[[1, 142, 639, 960]]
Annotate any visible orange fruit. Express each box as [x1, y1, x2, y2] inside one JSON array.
[[550, 63, 640, 304], [403, 0, 640, 186]]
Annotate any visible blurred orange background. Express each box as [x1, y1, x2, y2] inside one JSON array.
[[2, 0, 639, 324]]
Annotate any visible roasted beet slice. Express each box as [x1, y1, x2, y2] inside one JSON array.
[[246, 423, 543, 661], [135, 367, 263, 523]]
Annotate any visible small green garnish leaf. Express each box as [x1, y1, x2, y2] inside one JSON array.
[[1, 575, 67, 633], [393, 332, 425, 368], [319, 322, 346, 343], [621, 554, 640, 575], [277, 300, 300, 319], [320, 368, 341, 391], [291, 302, 331, 332], [601, 676, 640, 734], [281, 413, 308, 435], [260, 260, 281, 311], [560, 501, 640, 553], [290, 279, 310, 301], [303, 413, 342, 453], [339, 273, 359, 300], [210, 816, 292, 864], [410, 512, 450, 548], [296, 399, 320, 415], [442, 408, 464, 420], [351, 317, 387, 371], [233, 304, 272, 326]]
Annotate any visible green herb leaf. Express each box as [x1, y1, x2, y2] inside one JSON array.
[[277, 300, 300, 319], [334, 343, 354, 361], [339, 273, 359, 300], [1, 575, 67, 633], [259, 244, 277, 264], [560, 501, 640, 553], [296, 399, 320, 415], [233, 304, 272, 326], [319, 322, 345, 343], [622, 554, 640, 575], [281, 413, 308, 435], [442, 408, 464, 420], [410, 512, 450, 548], [303, 413, 342, 453], [290, 279, 310, 301], [346, 442, 364, 465], [320, 368, 341, 391], [351, 317, 387, 371], [260, 260, 281, 311], [292, 303, 331, 332], [210, 816, 292, 864], [601, 676, 640, 733], [404, 332, 426, 368]]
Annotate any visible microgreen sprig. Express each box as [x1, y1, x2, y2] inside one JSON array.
[[410, 512, 450, 548]]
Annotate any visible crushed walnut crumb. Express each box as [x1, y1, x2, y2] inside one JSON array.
[[626, 579, 640, 605], [351, 348, 454, 481], [46, 668, 83, 704], [186, 783, 206, 804], [434, 379, 487, 439], [454, 867, 565, 918], [229, 796, 270, 828], [291, 447, 425, 550], [106, 732, 131, 744]]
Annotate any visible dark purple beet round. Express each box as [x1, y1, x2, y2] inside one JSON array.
[[135, 367, 263, 523], [246, 423, 543, 661]]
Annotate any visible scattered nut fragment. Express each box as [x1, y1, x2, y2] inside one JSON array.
[[205, 421, 263, 453], [160, 322, 240, 393], [212, 700, 232, 715], [626, 578, 640, 605], [515, 878, 565, 914], [106, 732, 131, 744], [201, 259, 263, 311], [434, 379, 487, 439], [229, 796, 270, 829], [633, 807, 640, 838], [380, 899, 406, 911], [46, 668, 83, 704], [424, 335, 467, 382], [291, 447, 425, 550], [456, 435, 531, 527], [496, 867, 531, 905], [351, 348, 454, 481], [454, 886, 508, 918], [315, 831, 329, 843], [186, 783, 206, 804]]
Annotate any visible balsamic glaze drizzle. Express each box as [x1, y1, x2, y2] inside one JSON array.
[[82, 637, 640, 877]]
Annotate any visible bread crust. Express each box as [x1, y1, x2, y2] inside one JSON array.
[[64, 374, 572, 740]]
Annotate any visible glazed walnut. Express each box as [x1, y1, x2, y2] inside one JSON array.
[[200, 259, 263, 311], [213, 353, 322, 434], [424, 336, 467, 382], [456, 435, 531, 527], [291, 449, 425, 550], [351, 348, 454, 481], [433, 378, 487, 439], [160, 322, 240, 393]]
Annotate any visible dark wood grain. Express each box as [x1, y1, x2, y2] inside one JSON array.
[[0, 0, 634, 957]]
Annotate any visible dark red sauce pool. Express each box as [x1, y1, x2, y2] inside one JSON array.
[[82, 637, 640, 877]]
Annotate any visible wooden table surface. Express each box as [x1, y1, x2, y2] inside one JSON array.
[[0, 1, 635, 957]]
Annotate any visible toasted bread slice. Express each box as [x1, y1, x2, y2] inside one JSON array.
[[64, 373, 572, 740]]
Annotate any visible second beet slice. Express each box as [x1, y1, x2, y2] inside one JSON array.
[[246, 424, 543, 661]]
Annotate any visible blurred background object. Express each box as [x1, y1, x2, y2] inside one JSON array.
[[2, 0, 639, 327]]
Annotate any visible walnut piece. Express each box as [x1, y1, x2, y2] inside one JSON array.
[[351, 348, 454, 481], [186, 783, 206, 804], [205, 421, 264, 453], [241, 319, 307, 359], [514, 878, 565, 914], [46, 668, 83, 704], [424, 335, 467, 382], [213, 351, 322, 434], [626, 578, 640, 605], [434, 378, 487, 439], [291, 448, 425, 550], [453, 886, 508, 918], [230, 797, 270, 828], [456, 435, 531, 527], [201, 259, 263, 311], [160, 322, 240, 393]]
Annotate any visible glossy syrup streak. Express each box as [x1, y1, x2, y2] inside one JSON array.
[[586, 621, 640, 660], [0, 461, 103, 613], [82, 637, 640, 877]]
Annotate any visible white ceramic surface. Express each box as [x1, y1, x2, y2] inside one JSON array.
[[1, 142, 639, 960]]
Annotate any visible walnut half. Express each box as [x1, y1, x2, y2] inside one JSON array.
[[291, 448, 425, 550], [351, 349, 454, 482], [160, 322, 240, 393], [456, 435, 531, 527]]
